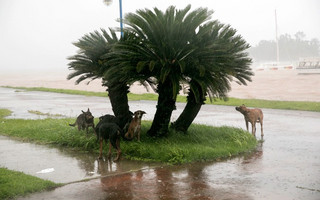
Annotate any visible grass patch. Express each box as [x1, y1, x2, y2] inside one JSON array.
[[6, 86, 109, 97], [0, 109, 12, 119], [28, 110, 65, 118], [0, 109, 257, 164], [0, 168, 60, 199], [205, 97, 320, 112], [125, 122, 257, 164], [2, 86, 319, 112]]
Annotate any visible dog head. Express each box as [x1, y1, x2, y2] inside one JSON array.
[[235, 104, 248, 114], [98, 114, 118, 123], [134, 110, 146, 119], [82, 108, 94, 122]]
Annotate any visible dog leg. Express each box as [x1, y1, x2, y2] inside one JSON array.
[[114, 139, 121, 162], [251, 122, 256, 137], [254, 125, 257, 136], [124, 131, 129, 139], [245, 120, 249, 132], [107, 142, 112, 160], [260, 120, 264, 138], [99, 139, 103, 159], [137, 126, 141, 141]]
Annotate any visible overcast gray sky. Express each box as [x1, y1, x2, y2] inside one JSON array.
[[0, 0, 319, 73]]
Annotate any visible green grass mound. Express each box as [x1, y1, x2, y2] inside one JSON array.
[[0, 168, 59, 199], [0, 108, 257, 164], [125, 122, 257, 164]]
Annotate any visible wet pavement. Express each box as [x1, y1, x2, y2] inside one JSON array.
[[1, 87, 320, 200], [0, 135, 158, 184]]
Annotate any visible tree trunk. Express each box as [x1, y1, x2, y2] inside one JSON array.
[[171, 82, 205, 133], [105, 81, 132, 129], [147, 80, 177, 137]]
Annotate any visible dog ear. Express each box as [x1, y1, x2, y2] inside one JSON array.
[[87, 108, 90, 112], [142, 111, 146, 114], [82, 110, 85, 114], [129, 111, 134, 116]]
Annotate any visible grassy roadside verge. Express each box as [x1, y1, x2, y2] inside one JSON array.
[[2, 86, 319, 112], [0, 108, 256, 198], [0, 109, 257, 164], [0, 168, 60, 199]]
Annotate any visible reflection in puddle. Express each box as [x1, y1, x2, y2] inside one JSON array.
[[0, 135, 158, 183], [100, 159, 256, 200]]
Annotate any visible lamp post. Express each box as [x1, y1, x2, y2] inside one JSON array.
[[275, 9, 279, 65], [103, 0, 124, 37]]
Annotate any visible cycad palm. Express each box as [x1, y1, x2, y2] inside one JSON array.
[[172, 21, 253, 132], [106, 5, 215, 137], [67, 29, 116, 84], [67, 29, 132, 128], [105, 5, 253, 136]]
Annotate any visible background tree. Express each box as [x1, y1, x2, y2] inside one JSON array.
[[249, 32, 320, 62]]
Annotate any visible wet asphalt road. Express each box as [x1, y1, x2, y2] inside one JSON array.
[[0, 87, 320, 200]]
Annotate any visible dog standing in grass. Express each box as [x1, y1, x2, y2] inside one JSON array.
[[95, 114, 122, 161], [69, 108, 94, 134], [235, 104, 264, 138], [124, 110, 146, 141]]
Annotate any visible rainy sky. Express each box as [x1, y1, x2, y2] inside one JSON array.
[[0, 0, 319, 72]]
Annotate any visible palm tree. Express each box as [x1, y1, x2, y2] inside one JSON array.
[[105, 5, 218, 137], [172, 21, 253, 132], [105, 5, 253, 136], [67, 29, 132, 128]]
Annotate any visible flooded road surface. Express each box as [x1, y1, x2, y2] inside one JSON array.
[[1, 87, 320, 199], [0, 135, 158, 184]]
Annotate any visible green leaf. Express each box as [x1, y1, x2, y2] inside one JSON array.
[[199, 65, 205, 77], [136, 61, 148, 72], [177, 60, 186, 73], [160, 67, 171, 83], [149, 60, 156, 72]]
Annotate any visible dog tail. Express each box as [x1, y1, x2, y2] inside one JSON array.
[[69, 122, 76, 127], [257, 117, 261, 123], [122, 131, 133, 141], [109, 130, 121, 149], [121, 124, 132, 141]]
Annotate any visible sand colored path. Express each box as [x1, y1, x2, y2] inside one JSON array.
[[1, 69, 319, 102]]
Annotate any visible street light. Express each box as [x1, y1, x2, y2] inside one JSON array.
[[103, 0, 124, 37]]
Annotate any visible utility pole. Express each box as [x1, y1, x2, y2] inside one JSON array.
[[275, 9, 279, 65], [119, 0, 123, 37], [103, 0, 124, 38]]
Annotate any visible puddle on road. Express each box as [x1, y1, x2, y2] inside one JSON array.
[[97, 142, 320, 200], [0, 135, 158, 184]]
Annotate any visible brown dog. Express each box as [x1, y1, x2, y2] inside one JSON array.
[[235, 104, 264, 138], [124, 110, 146, 141]]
